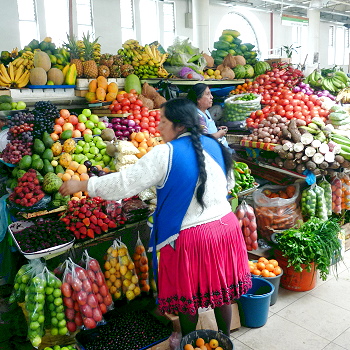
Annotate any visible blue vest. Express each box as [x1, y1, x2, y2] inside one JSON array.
[[149, 135, 226, 281]]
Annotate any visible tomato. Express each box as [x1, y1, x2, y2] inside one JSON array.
[[187, 73, 193, 79], [88, 259, 100, 272], [121, 98, 131, 106], [92, 282, 99, 294], [132, 105, 141, 111], [104, 294, 113, 306], [87, 293, 98, 308], [72, 279, 82, 292], [293, 105, 302, 112], [128, 114, 135, 120], [133, 113, 141, 120], [129, 89, 137, 94], [314, 99, 322, 106], [67, 321, 77, 333], [135, 99, 143, 107], [116, 110, 123, 114], [83, 317, 96, 329], [129, 96, 137, 104], [148, 127, 156, 135], [149, 110, 157, 117], [75, 312, 84, 326], [63, 297, 74, 309], [285, 111, 294, 119], [95, 272, 105, 287], [99, 303, 107, 314], [134, 119, 140, 124], [148, 116, 155, 122], [262, 106, 271, 114], [141, 111, 149, 118], [305, 116, 312, 124], [125, 93, 135, 99], [154, 120, 160, 127], [92, 307, 103, 322], [122, 106, 130, 112], [65, 308, 75, 321], [108, 104, 114, 112], [293, 111, 303, 119], [99, 285, 108, 297], [113, 103, 122, 111], [61, 282, 72, 298], [148, 121, 156, 127]]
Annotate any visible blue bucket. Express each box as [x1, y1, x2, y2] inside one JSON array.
[[237, 277, 274, 328]]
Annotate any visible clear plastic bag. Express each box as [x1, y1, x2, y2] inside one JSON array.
[[340, 172, 350, 210], [104, 239, 123, 300], [314, 185, 328, 221], [301, 185, 317, 220], [133, 234, 151, 292], [223, 94, 261, 122], [118, 239, 141, 301], [82, 250, 113, 314], [318, 177, 332, 216], [43, 267, 66, 336], [331, 174, 342, 214], [234, 200, 258, 251]]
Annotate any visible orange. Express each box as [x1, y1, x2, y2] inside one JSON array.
[[57, 173, 63, 179], [200, 346, 207, 350], [265, 263, 275, 272], [130, 132, 137, 140], [261, 269, 270, 277], [96, 164, 102, 170], [184, 345, 194, 350], [104, 271, 111, 279], [109, 275, 116, 283], [249, 265, 255, 273], [131, 140, 139, 148], [104, 261, 111, 270], [268, 259, 279, 267], [77, 164, 87, 174], [258, 257, 269, 265], [109, 285, 117, 294], [135, 132, 145, 143], [257, 262, 266, 271], [204, 344, 211, 350], [252, 269, 261, 276], [269, 272, 276, 277], [135, 245, 145, 254], [120, 266, 127, 275], [60, 109, 70, 119], [133, 253, 141, 261], [140, 264, 149, 272], [196, 338, 205, 347], [274, 266, 282, 276]]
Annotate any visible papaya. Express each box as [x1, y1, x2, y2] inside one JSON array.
[[89, 79, 98, 92], [96, 87, 106, 101], [219, 34, 234, 43], [65, 63, 77, 85], [124, 74, 141, 94], [62, 64, 70, 78], [33, 139, 45, 155]]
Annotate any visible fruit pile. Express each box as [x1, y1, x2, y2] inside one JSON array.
[[85, 76, 119, 103], [10, 218, 74, 253], [249, 257, 282, 277], [8, 169, 45, 207], [60, 197, 117, 240], [2, 111, 34, 164], [32, 100, 59, 139], [184, 337, 226, 350], [130, 131, 163, 158]]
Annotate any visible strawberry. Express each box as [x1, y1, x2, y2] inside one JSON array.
[[74, 231, 81, 240], [80, 206, 87, 214], [79, 227, 87, 235], [37, 193, 45, 200], [78, 213, 85, 219], [76, 222, 84, 229], [19, 192, 25, 198], [80, 198, 87, 205], [101, 224, 108, 232], [90, 215, 97, 225], [85, 210, 92, 217], [94, 226, 101, 235], [97, 219, 104, 227], [25, 193, 33, 199], [87, 229, 94, 239], [89, 223, 96, 230], [15, 199, 21, 204], [33, 178, 39, 185], [28, 183, 35, 190], [98, 212, 107, 219], [108, 221, 117, 229], [82, 218, 90, 226], [92, 209, 100, 216]]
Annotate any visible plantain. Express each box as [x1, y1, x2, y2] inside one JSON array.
[[16, 70, 30, 88], [12, 56, 24, 67], [0, 64, 11, 84], [14, 64, 24, 81], [8, 62, 15, 81], [159, 53, 169, 66]]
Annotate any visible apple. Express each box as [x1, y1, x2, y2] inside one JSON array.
[[82, 109, 92, 117], [83, 134, 93, 143], [16, 101, 26, 110], [11, 102, 17, 110], [93, 128, 101, 135], [97, 121, 106, 130], [89, 114, 99, 124], [85, 120, 95, 130], [78, 114, 88, 123]]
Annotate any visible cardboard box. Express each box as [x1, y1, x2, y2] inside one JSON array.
[[75, 89, 89, 97], [264, 58, 291, 65]]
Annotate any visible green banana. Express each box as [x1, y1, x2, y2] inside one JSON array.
[[334, 71, 348, 85]]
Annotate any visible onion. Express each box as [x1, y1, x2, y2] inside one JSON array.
[[112, 118, 121, 124], [115, 130, 123, 137], [127, 120, 136, 127], [299, 82, 306, 88], [123, 130, 130, 137], [121, 119, 129, 125], [120, 125, 127, 131], [129, 127, 135, 133], [135, 126, 141, 132], [293, 86, 301, 92]]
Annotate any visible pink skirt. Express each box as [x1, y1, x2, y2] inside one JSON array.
[[157, 212, 252, 315]]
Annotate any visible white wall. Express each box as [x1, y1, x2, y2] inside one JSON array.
[[0, 0, 345, 70]]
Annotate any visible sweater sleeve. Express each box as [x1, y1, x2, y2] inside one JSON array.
[[87, 145, 170, 200]]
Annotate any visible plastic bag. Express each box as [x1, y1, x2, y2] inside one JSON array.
[[153, 79, 180, 100], [301, 185, 317, 220], [169, 331, 182, 350], [133, 234, 151, 292], [9, 259, 43, 304], [43, 267, 67, 336], [314, 185, 328, 221], [223, 94, 261, 122], [331, 174, 342, 214], [340, 172, 350, 210], [6, 194, 52, 213], [235, 200, 258, 251], [104, 239, 123, 300], [253, 183, 302, 241], [69, 259, 103, 330], [82, 250, 113, 314], [318, 177, 332, 216], [60, 260, 83, 334], [118, 239, 141, 301], [26, 264, 46, 348]]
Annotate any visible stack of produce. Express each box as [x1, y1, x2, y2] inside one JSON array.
[[0, 60, 31, 88], [32, 100, 59, 139], [85, 76, 119, 103], [326, 104, 350, 131], [60, 197, 117, 240], [292, 81, 335, 100], [0, 95, 26, 111], [301, 183, 328, 222], [117, 39, 169, 79], [249, 257, 282, 277], [229, 161, 256, 197]]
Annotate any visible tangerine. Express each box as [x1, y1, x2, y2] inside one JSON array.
[[184, 345, 194, 350], [257, 262, 266, 270], [209, 339, 219, 348], [274, 266, 282, 275], [258, 257, 269, 265], [265, 263, 275, 272], [261, 269, 270, 277], [269, 259, 279, 267], [196, 338, 205, 347], [135, 132, 145, 143], [252, 269, 261, 276]]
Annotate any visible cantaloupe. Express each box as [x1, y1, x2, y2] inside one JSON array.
[[33, 51, 51, 72], [47, 68, 64, 85], [29, 67, 47, 85]]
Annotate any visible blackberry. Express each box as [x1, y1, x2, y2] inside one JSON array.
[[32, 101, 59, 139]]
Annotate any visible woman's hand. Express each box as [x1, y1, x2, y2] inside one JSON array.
[[59, 180, 88, 196]]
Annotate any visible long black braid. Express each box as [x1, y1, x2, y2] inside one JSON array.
[[160, 98, 231, 209]]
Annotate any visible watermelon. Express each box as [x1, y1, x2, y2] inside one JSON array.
[[244, 64, 254, 78], [254, 61, 270, 76], [233, 65, 246, 79]]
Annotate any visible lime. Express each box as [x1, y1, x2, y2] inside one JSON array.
[[51, 328, 58, 336], [58, 326, 68, 335]]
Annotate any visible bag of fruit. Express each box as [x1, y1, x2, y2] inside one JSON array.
[[235, 200, 258, 251], [133, 234, 150, 292], [340, 172, 350, 210], [318, 177, 332, 216], [68, 258, 104, 330], [118, 238, 141, 301], [314, 184, 328, 221], [9, 259, 44, 304], [43, 267, 67, 336], [104, 239, 123, 300], [61, 260, 83, 334], [25, 264, 47, 348], [331, 173, 342, 214], [82, 250, 113, 314], [301, 184, 317, 220]]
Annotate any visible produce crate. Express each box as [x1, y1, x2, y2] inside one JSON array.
[[264, 58, 291, 65], [20, 205, 66, 219], [240, 139, 278, 151]]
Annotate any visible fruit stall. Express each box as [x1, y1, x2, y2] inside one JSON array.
[[0, 29, 350, 350]]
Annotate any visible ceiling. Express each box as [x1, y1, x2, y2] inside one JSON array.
[[211, 0, 350, 25]]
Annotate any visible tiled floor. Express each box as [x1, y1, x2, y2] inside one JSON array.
[[230, 249, 350, 350]]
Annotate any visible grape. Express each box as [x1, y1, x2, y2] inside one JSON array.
[[32, 101, 59, 139]]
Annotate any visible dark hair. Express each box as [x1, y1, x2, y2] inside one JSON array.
[[161, 98, 232, 209], [186, 83, 208, 105]]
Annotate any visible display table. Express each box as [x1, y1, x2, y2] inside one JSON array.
[[140, 78, 245, 86]]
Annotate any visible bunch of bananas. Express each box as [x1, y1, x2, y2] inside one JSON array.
[[304, 69, 323, 87], [11, 51, 34, 71], [0, 62, 30, 88], [118, 40, 169, 79], [305, 69, 349, 93], [336, 87, 350, 104]]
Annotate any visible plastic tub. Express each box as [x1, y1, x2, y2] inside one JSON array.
[[236, 277, 274, 328], [180, 329, 234, 350]]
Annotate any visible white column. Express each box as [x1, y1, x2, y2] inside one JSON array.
[[192, 0, 210, 51], [307, 9, 321, 65]]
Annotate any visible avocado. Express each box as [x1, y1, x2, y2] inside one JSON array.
[[61, 130, 73, 140], [32, 158, 44, 171], [0, 95, 12, 104], [31, 154, 40, 161], [42, 148, 53, 161], [33, 139, 45, 155], [42, 131, 54, 148], [16, 169, 26, 179], [55, 165, 65, 174], [43, 159, 54, 174], [18, 155, 32, 170]]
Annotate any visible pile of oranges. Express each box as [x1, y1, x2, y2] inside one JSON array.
[[130, 131, 163, 158], [249, 257, 282, 278], [229, 80, 253, 95], [184, 337, 223, 350]]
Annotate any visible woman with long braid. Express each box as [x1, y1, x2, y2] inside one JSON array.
[[59, 98, 251, 336]]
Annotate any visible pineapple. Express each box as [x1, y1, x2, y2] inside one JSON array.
[[113, 55, 124, 66], [82, 32, 99, 79], [109, 65, 121, 78], [120, 64, 134, 77], [100, 53, 114, 67], [63, 34, 84, 77], [98, 65, 110, 78]]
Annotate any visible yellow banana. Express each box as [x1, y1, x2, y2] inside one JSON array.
[[12, 57, 24, 67], [144, 45, 154, 59], [0, 64, 11, 84], [151, 46, 159, 63], [8, 63, 15, 81], [14, 65, 24, 81], [159, 53, 169, 66], [16, 70, 30, 88]]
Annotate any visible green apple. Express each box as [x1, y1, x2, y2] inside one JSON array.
[[103, 155, 111, 164], [56, 305, 64, 313], [53, 297, 62, 306], [11, 102, 17, 110], [96, 141, 106, 149], [100, 148, 106, 155], [78, 114, 87, 123], [82, 108, 92, 117], [97, 121, 106, 130], [34, 293, 45, 303], [93, 128, 101, 135], [75, 145, 83, 154], [16, 101, 26, 110], [44, 347, 53, 350], [93, 136, 103, 143], [95, 154, 103, 161], [78, 140, 86, 147], [90, 146, 99, 155], [89, 114, 99, 123], [51, 311, 56, 317], [85, 120, 95, 130]]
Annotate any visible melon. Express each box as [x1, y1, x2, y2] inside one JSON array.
[[47, 68, 64, 85], [233, 65, 246, 79], [124, 74, 141, 94], [29, 67, 48, 85], [33, 51, 51, 72]]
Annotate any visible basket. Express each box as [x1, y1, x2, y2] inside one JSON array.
[[226, 134, 244, 146], [180, 329, 234, 350]]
